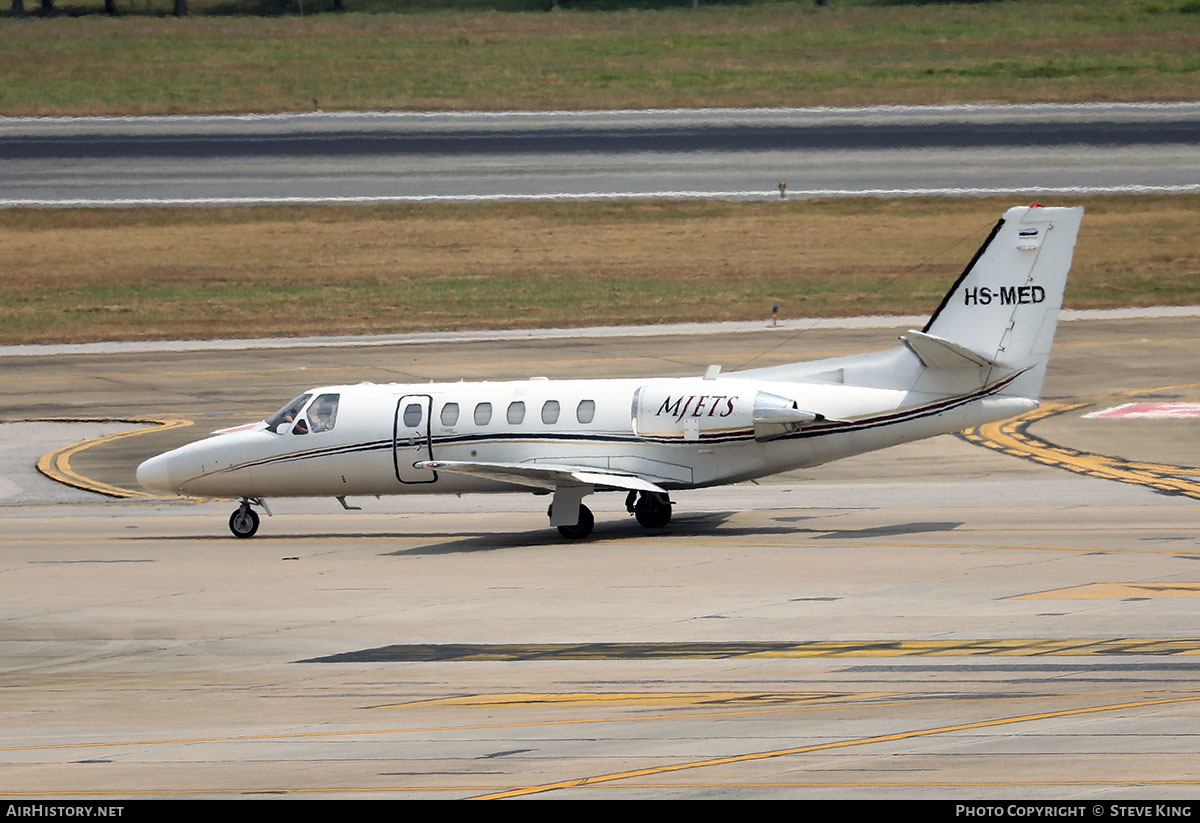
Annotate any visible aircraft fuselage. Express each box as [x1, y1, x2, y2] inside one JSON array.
[[137, 375, 1032, 500]]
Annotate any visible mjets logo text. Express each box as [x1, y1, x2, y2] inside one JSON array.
[[656, 395, 738, 422]]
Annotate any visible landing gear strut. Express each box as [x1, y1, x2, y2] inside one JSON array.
[[627, 491, 672, 529], [549, 486, 594, 540], [228, 498, 268, 539]]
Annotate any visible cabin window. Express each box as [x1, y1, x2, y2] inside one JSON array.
[[402, 403, 423, 428], [265, 393, 312, 434], [440, 402, 460, 427], [474, 402, 492, 426], [308, 394, 340, 433], [577, 399, 596, 424], [541, 400, 560, 424], [507, 401, 526, 425]]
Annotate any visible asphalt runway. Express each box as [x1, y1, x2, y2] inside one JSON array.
[[3, 104, 1200, 205], [2, 316, 1199, 799]]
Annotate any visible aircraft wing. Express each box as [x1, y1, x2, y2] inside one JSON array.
[[416, 460, 667, 494]]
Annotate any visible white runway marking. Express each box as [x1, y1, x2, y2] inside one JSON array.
[[3, 307, 1198, 360], [1084, 403, 1200, 420], [5, 183, 1200, 208], [4, 100, 1199, 126]]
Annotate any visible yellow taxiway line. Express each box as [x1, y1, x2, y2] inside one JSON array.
[[961, 402, 1200, 500], [1019, 582, 1200, 599], [32, 417, 194, 499], [6, 688, 1200, 797], [472, 692, 1200, 799]]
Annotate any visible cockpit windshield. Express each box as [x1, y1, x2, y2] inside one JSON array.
[[308, 393, 340, 433], [264, 393, 341, 435], [265, 394, 312, 433]]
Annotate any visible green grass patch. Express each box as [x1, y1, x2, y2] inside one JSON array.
[[0, 1, 1197, 115], [1, 195, 1196, 345]]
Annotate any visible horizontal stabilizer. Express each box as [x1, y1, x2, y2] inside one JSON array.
[[900, 330, 1002, 370], [417, 460, 666, 494]]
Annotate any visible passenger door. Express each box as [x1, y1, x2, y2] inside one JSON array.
[[393, 394, 437, 484]]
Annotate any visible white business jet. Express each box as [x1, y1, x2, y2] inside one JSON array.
[[137, 205, 1083, 540]]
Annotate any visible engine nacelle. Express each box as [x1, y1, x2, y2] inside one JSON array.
[[751, 391, 826, 441]]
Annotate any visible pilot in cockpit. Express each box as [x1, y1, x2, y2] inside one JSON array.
[[308, 395, 339, 433]]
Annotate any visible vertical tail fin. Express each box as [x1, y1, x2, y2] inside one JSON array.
[[921, 205, 1083, 399]]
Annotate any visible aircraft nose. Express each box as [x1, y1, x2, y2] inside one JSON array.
[[136, 452, 175, 494]]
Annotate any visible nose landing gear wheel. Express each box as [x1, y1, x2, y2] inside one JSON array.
[[556, 504, 594, 540], [229, 506, 260, 539]]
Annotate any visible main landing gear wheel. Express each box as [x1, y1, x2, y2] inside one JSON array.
[[229, 505, 260, 539], [631, 491, 672, 529], [557, 504, 594, 540]]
